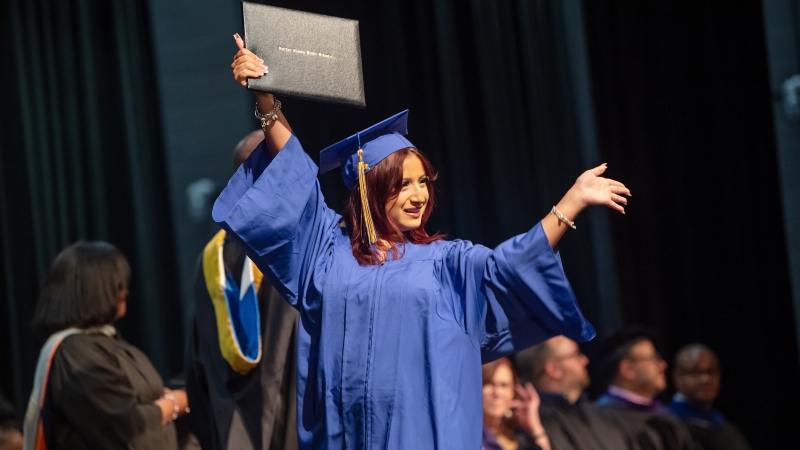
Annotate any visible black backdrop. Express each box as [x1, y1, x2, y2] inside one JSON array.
[[583, 1, 799, 448], [1, 0, 798, 448]]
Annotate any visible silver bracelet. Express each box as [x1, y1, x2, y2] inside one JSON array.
[[551, 206, 576, 230], [254, 97, 281, 130]]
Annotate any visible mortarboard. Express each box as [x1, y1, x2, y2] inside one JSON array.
[[319, 110, 416, 244]]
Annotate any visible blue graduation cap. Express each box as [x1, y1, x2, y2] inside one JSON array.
[[319, 110, 416, 244]]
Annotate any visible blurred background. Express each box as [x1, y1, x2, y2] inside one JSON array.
[[1, 0, 798, 447]]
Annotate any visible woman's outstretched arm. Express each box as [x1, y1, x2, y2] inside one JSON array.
[[231, 33, 292, 157], [541, 163, 631, 248]]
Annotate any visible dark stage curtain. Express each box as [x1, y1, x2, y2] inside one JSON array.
[[0, 0, 181, 410], [1, 0, 621, 416], [582, 1, 800, 447], [259, 0, 621, 333]]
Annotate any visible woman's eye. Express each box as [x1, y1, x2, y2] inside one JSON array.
[[401, 180, 410, 187]]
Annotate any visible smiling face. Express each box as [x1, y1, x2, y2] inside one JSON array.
[[483, 363, 516, 420], [385, 153, 429, 232]]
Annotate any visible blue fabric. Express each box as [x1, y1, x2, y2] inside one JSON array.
[[595, 392, 663, 413], [481, 426, 503, 450], [223, 272, 260, 362], [213, 135, 595, 450], [318, 110, 415, 189], [666, 396, 726, 428]]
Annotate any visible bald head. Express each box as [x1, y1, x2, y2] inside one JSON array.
[[517, 336, 589, 403], [673, 343, 720, 410], [233, 130, 265, 169]]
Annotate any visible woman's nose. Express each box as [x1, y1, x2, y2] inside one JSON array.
[[409, 186, 426, 202]]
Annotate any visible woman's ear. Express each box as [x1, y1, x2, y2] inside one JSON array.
[[115, 286, 128, 319]]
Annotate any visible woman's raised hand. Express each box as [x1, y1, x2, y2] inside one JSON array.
[[572, 163, 631, 214], [542, 163, 631, 247], [512, 383, 551, 450], [231, 33, 268, 86]]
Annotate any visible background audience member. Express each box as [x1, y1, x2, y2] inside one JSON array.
[[483, 358, 550, 450], [185, 130, 299, 450], [26, 241, 187, 450], [667, 344, 751, 450], [595, 327, 695, 450], [516, 336, 626, 449], [0, 392, 22, 450]]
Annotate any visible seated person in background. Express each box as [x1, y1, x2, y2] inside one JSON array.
[[595, 327, 695, 450], [0, 391, 22, 450], [515, 336, 626, 450], [483, 357, 551, 450], [667, 344, 751, 450], [25, 241, 188, 450]]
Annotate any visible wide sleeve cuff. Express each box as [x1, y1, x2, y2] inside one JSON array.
[[212, 135, 319, 255], [480, 221, 596, 360]]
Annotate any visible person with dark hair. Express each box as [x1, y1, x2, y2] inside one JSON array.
[[594, 328, 695, 450], [213, 35, 631, 449], [482, 358, 550, 450], [515, 336, 626, 450], [0, 391, 22, 450], [24, 241, 188, 450], [667, 344, 751, 450], [185, 129, 299, 450]]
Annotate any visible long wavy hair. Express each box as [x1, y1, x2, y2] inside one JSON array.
[[343, 148, 444, 266]]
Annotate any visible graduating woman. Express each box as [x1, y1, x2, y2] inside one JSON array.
[[214, 35, 631, 450]]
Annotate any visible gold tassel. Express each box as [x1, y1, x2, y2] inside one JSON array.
[[357, 149, 377, 244]]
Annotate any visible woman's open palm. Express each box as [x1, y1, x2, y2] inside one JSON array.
[[574, 164, 631, 214]]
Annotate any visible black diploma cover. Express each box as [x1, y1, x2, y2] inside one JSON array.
[[242, 1, 366, 107]]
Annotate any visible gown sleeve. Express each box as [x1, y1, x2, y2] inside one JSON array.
[[212, 135, 341, 315], [48, 336, 164, 450], [441, 221, 595, 363]]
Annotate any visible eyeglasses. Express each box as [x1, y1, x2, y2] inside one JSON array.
[[483, 381, 514, 391], [677, 368, 720, 377], [626, 352, 663, 364], [551, 350, 584, 362]]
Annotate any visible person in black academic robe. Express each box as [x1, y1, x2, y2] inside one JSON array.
[[185, 128, 298, 450], [515, 336, 627, 450], [594, 328, 697, 450], [185, 233, 299, 450], [27, 241, 187, 450], [538, 392, 627, 450], [595, 394, 695, 450], [48, 328, 179, 449], [667, 344, 751, 450]]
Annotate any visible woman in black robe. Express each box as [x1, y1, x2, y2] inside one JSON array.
[[28, 241, 189, 449]]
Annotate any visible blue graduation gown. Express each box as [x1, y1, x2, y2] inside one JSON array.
[[213, 135, 595, 450]]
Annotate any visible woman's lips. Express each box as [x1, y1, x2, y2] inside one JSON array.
[[404, 208, 421, 219]]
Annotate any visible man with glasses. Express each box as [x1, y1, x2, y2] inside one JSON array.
[[595, 327, 696, 450], [667, 344, 751, 450], [515, 336, 627, 449]]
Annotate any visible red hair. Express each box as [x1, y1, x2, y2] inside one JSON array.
[[343, 148, 444, 266], [481, 357, 520, 439]]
